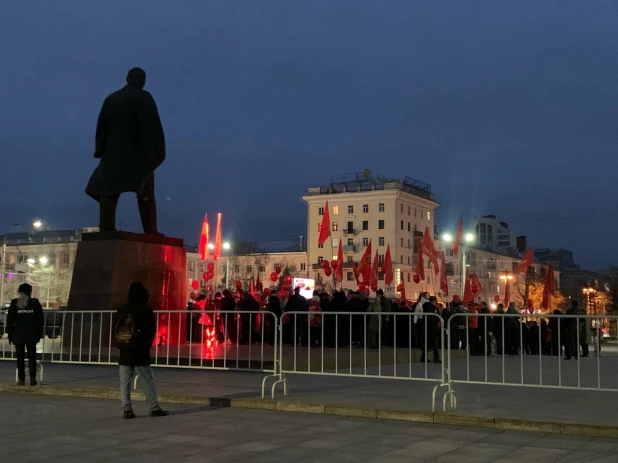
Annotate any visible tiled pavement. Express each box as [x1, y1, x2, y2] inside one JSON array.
[[3, 393, 618, 463]]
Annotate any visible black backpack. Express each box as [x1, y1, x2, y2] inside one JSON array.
[[115, 311, 137, 350]]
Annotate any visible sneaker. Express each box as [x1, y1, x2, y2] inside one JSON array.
[[123, 410, 136, 420], [30, 380, 37, 387], [149, 407, 169, 417]]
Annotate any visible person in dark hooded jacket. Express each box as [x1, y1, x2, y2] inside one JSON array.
[[115, 282, 168, 419], [7, 283, 44, 386]]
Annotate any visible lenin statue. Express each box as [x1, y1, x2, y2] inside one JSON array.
[[86, 68, 165, 235]]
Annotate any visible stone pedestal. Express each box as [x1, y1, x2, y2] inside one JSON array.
[[65, 232, 186, 350]]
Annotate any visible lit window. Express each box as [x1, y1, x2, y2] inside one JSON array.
[[363, 204, 369, 213], [332, 238, 338, 248], [333, 205, 339, 215], [318, 207, 324, 216], [379, 203, 385, 212], [379, 237, 385, 246], [348, 205, 354, 214], [427, 211, 431, 220], [332, 222, 338, 231]]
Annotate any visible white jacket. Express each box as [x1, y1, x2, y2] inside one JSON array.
[[414, 297, 428, 323]]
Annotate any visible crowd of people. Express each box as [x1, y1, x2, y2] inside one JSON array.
[[186, 287, 601, 362]]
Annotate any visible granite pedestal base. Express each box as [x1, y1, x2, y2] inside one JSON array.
[[65, 232, 186, 349]]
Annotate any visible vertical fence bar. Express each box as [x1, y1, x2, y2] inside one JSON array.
[[519, 316, 524, 385], [484, 315, 488, 383], [79, 314, 84, 363], [293, 314, 297, 372], [465, 317, 470, 382], [538, 316, 543, 386], [424, 316, 428, 378], [408, 315, 412, 379], [97, 314, 103, 363], [154, 315, 160, 365], [364, 314, 367, 376], [307, 313, 310, 373], [69, 313, 74, 362], [107, 312, 113, 363], [177, 311, 181, 366], [501, 316, 505, 384], [597, 317, 601, 389], [88, 312, 93, 362], [575, 317, 582, 387], [558, 317, 562, 387], [321, 317, 325, 374], [335, 314, 339, 375], [393, 314, 397, 378], [349, 314, 353, 375]]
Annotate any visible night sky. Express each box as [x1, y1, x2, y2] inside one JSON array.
[[1, 2, 617, 268]]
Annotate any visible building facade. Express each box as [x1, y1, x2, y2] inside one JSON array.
[[303, 172, 439, 293], [0, 228, 94, 308], [475, 215, 520, 253]]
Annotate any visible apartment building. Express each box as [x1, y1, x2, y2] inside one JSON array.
[[302, 172, 439, 292]]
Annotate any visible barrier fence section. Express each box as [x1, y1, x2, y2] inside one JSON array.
[[444, 313, 618, 410], [0, 310, 279, 396], [267, 311, 449, 411]]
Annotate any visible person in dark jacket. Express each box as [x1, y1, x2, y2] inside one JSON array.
[[548, 309, 563, 356], [478, 302, 493, 356], [419, 296, 441, 363], [116, 282, 168, 419], [7, 283, 44, 386], [220, 289, 237, 343], [287, 287, 309, 346]]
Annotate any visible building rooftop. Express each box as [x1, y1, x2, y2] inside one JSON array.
[[306, 171, 435, 202], [0, 228, 98, 246]]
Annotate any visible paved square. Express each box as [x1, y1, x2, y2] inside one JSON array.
[[2, 393, 618, 462]]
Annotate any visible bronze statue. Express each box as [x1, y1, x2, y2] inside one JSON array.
[[86, 68, 166, 235]]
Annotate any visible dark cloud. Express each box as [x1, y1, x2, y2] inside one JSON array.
[[1, 1, 617, 266]]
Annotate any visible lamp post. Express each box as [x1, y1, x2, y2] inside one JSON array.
[[223, 242, 231, 289], [27, 256, 52, 309], [441, 231, 475, 296]]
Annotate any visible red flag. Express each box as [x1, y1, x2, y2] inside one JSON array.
[[198, 214, 210, 261], [370, 250, 379, 293], [541, 264, 555, 309], [213, 212, 222, 261], [453, 218, 463, 256], [414, 240, 425, 281], [515, 248, 533, 274], [504, 278, 511, 307], [470, 274, 482, 296], [422, 227, 440, 275], [359, 240, 373, 282], [463, 270, 474, 306], [250, 277, 257, 300], [335, 240, 344, 282], [255, 273, 262, 292], [382, 244, 394, 287], [317, 201, 331, 246], [437, 251, 448, 296]]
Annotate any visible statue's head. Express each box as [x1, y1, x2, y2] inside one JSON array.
[[126, 67, 146, 88]]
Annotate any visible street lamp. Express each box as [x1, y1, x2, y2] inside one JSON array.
[[32, 220, 43, 230], [441, 231, 476, 296], [207, 243, 215, 250], [223, 242, 231, 251]]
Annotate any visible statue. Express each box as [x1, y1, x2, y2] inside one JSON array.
[[86, 68, 166, 235]]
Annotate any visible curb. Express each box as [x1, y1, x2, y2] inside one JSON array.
[[1, 384, 616, 438]]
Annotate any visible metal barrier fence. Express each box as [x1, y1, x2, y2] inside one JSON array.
[[0, 310, 279, 397], [4, 308, 614, 413], [444, 313, 618, 410], [267, 311, 449, 411]]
